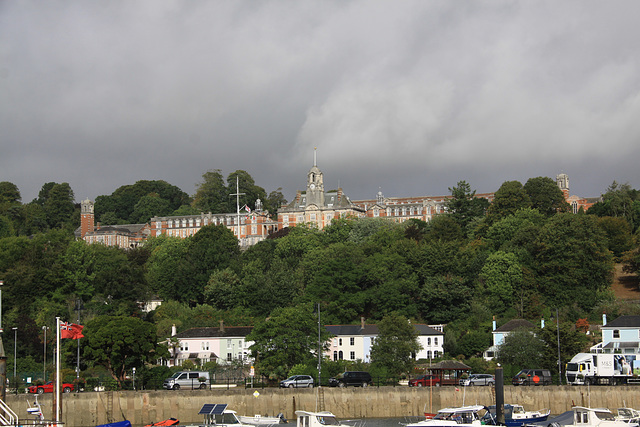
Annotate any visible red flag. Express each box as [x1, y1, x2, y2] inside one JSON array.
[[60, 322, 84, 339]]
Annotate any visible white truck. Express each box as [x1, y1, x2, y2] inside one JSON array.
[[565, 352, 640, 385]]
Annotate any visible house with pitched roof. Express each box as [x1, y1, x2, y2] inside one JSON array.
[[325, 318, 444, 362], [165, 321, 253, 367], [483, 318, 538, 361], [591, 314, 640, 354]]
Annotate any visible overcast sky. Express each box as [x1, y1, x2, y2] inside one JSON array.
[[2, 1, 639, 205]]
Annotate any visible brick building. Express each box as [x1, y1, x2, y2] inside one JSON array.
[[556, 173, 601, 213]]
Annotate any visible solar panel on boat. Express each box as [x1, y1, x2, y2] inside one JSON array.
[[199, 404, 227, 415]]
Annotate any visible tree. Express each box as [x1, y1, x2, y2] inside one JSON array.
[[479, 251, 523, 314], [589, 181, 639, 232], [445, 181, 489, 231], [369, 313, 422, 377], [247, 304, 329, 380], [0, 181, 21, 205], [192, 169, 227, 213], [41, 182, 76, 229], [487, 181, 531, 222], [597, 216, 634, 261], [523, 176, 570, 216], [497, 327, 545, 368], [265, 188, 288, 214], [83, 315, 168, 387], [95, 180, 190, 223], [538, 322, 590, 374], [130, 194, 172, 224], [226, 170, 268, 213], [534, 214, 614, 309]]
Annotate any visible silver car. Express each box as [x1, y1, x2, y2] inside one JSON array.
[[459, 374, 495, 386], [280, 375, 314, 388]]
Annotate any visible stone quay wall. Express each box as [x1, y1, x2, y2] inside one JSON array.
[[7, 385, 640, 426]]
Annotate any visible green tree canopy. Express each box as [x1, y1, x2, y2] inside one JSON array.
[[445, 181, 489, 231], [369, 313, 422, 377], [83, 315, 168, 387], [487, 180, 531, 222], [247, 304, 329, 380], [497, 327, 545, 368], [523, 176, 570, 216]]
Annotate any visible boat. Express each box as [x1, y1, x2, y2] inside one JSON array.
[[404, 405, 486, 427], [482, 404, 550, 426], [238, 414, 286, 425], [22, 396, 65, 427], [97, 422, 132, 427], [145, 418, 180, 426], [296, 410, 348, 427], [527, 406, 634, 427], [616, 408, 640, 425], [184, 404, 254, 427]]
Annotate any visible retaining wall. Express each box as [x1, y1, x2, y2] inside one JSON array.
[[7, 385, 640, 426]]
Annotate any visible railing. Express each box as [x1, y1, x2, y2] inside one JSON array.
[[0, 397, 18, 426]]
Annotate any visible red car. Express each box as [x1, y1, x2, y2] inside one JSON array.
[[408, 374, 440, 387], [28, 381, 74, 394]]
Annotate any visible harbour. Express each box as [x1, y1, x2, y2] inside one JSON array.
[[7, 385, 640, 427]]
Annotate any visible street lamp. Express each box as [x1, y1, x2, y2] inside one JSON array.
[[12, 327, 17, 394]]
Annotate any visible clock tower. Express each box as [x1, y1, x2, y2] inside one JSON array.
[[306, 148, 324, 207]]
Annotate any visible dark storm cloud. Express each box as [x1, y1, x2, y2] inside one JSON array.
[[1, 1, 639, 204]]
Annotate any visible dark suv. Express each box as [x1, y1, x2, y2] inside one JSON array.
[[329, 371, 373, 387], [512, 369, 552, 386]]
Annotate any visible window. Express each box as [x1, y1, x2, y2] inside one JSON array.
[[427, 337, 431, 345], [339, 338, 342, 346], [614, 330, 620, 339], [350, 337, 355, 346], [227, 353, 232, 362], [338, 351, 343, 360], [434, 337, 438, 345], [427, 351, 432, 359], [227, 339, 232, 349], [350, 351, 355, 360], [333, 351, 338, 361]]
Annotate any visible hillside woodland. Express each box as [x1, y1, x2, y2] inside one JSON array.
[[0, 173, 638, 386]]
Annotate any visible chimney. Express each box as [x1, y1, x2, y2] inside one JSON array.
[[603, 313, 607, 326], [361, 317, 365, 330], [541, 318, 545, 329], [219, 320, 225, 332], [171, 324, 177, 337], [492, 316, 496, 331]]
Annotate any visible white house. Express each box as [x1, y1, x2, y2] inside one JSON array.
[[165, 321, 253, 367], [325, 318, 444, 362], [591, 314, 640, 354]]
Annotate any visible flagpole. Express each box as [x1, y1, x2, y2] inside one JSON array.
[[55, 317, 60, 425]]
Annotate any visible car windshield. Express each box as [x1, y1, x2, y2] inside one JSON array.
[[170, 372, 182, 379]]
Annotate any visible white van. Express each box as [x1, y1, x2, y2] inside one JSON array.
[[163, 371, 210, 390]]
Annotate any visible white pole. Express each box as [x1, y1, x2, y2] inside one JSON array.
[[56, 317, 60, 424]]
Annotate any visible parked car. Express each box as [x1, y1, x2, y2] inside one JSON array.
[[409, 374, 441, 387], [28, 381, 74, 394], [512, 369, 552, 386], [280, 375, 314, 388], [163, 371, 210, 390], [459, 374, 495, 386], [329, 371, 373, 387]]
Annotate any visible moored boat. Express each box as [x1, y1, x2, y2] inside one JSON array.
[[616, 408, 640, 425], [405, 405, 486, 427], [296, 410, 347, 427], [183, 404, 254, 427], [527, 406, 634, 427], [238, 414, 286, 425], [482, 404, 549, 426], [145, 418, 179, 426]]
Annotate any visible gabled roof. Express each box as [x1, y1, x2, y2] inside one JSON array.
[[494, 319, 536, 333], [325, 324, 443, 336], [175, 326, 253, 339], [430, 360, 471, 370], [604, 315, 640, 328]]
